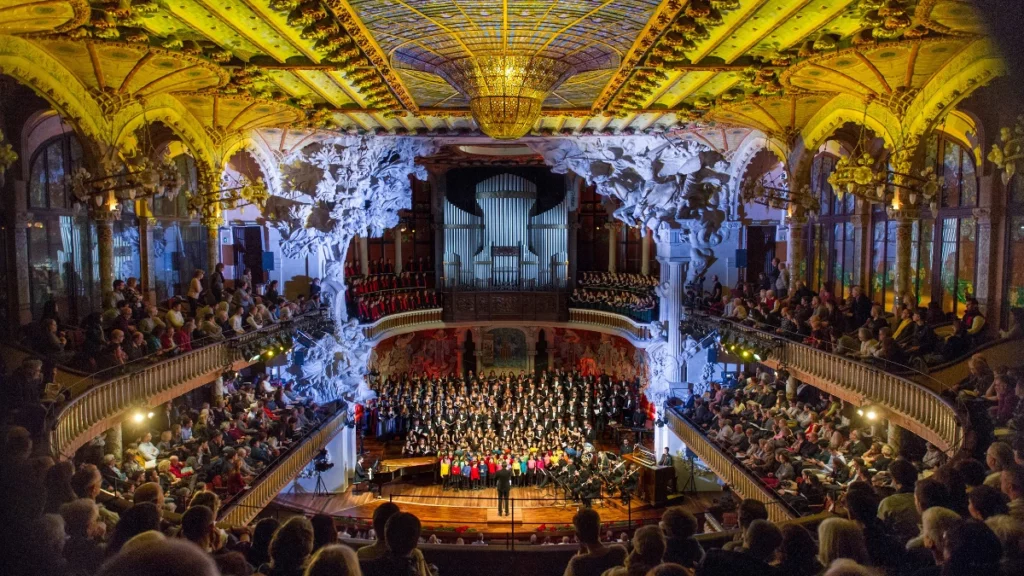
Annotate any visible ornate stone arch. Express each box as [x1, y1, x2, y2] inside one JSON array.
[[108, 94, 216, 170], [904, 39, 1005, 142], [0, 35, 106, 154], [220, 135, 282, 196]]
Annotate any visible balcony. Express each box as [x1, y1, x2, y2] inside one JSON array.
[[691, 314, 963, 453], [219, 408, 350, 526], [665, 407, 799, 523], [567, 308, 653, 342], [362, 308, 444, 342], [49, 314, 323, 459]]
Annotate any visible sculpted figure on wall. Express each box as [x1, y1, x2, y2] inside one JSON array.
[[530, 136, 730, 280], [265, 136, 434, 402]]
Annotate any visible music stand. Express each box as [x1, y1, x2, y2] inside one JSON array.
[[682, 451, 698, 495]]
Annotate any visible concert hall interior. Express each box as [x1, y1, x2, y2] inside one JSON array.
[[3, 2, 1024, 576]]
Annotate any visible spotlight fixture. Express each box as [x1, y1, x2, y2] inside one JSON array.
[[133, 412, 145, 423]]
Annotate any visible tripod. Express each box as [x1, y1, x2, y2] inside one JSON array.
[[313, 470, 330, 497], [682, 452, 698, 495]]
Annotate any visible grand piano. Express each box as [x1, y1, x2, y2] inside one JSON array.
[[369, 456, 437, 492]]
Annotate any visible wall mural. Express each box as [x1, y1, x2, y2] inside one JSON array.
[[480, 328, 528, 373], [371, 329, 460, 379], [551, 328, 646, 384]]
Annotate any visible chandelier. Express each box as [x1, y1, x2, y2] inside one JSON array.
[[432, 53, 575, 140], [826, 113, 941, 210], [187, 174, 269, 222], [68, 155, 182, 217]]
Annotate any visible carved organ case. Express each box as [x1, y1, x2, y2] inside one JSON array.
[[443, 172, 571, 289]]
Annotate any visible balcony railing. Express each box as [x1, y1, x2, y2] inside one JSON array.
[[568, 308, 652, 342], [362, 308, 444, 341], [691, 314, 963, 454], [665, 407, 798, 523], [218, 409, 349, 526], [49, 315, 321, 459]]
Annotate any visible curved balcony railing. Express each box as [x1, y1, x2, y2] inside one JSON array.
[[665, 407, 799, 523], [691, 314, 963, 454], [362, 308, 444, 341], [568, 308, 652, 342], [50, 315, 322, 459], [219, 409, 349, 526]]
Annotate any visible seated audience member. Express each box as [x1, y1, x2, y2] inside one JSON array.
[[817, 518, 869, 568], [602, 525, 665, 576], [878, 459, 922, 543], [778, 524, 822, 576], [1002, 464, 1024, 520], [260, 516, 314, 576], [96, 538, 220, 576], [305, 544, 362, 576], [105, 502, 162, 557], [697, 519, 783, 576], [360, 512, 426, 576], [660, 507, 704, 569], [564, 508, 627, 576], [968, 485, 1010, 520], [60, 498, 107, 575], [180, 505, 219, 553]]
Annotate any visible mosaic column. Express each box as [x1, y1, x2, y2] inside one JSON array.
[[93, 210, 115, 297], [889, 207, 919, 312], [137, 202, 157, 304], [973, 207, 993, 312], [206, 221, 220, 274], [786, 213, 808, 293]]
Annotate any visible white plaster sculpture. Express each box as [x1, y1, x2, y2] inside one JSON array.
[[264, 136, 434, 402], [530, 136, 730, 281]]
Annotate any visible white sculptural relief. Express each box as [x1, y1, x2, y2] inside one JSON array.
[[529, 136, 731, 282], [265, 136, 434, 403]]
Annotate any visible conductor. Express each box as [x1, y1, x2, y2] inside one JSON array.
[[495, 461, 512, 516]]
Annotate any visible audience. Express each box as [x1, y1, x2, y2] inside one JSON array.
[[571, 272, 658, 323], [565, 508, 627, 576]]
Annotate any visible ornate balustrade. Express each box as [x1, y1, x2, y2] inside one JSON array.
[[690, 314, 962, 453], [568, 308, 652, 342], [362, 308, 444, 341], [50, 315, 321, 459], [219, 409, 349, 526], [665, 407, 798, 523]]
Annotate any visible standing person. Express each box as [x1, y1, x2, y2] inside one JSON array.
[[495, 461, 512, 517], [188, 269, 205, 314], [211, 263, 226, 302]]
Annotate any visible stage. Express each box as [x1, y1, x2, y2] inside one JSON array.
[[273, 480, 720, 536]]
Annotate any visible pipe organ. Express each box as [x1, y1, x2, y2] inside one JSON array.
[[443, 173, 569, 289]]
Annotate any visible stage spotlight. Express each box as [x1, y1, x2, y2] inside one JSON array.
[[742, 350, 751, 358], [753, 353, 763, 361], [866, 409, 878, 420], [266, 350, 275, 358], [133, 412, 145, 423], [147, 411, 154, 419], [857, 408, 865, 417]]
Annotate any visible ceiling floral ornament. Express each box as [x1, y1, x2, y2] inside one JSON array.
[[988, 116, 1024, 186]]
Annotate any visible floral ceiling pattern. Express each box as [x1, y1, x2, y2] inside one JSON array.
[[0, 0, 1006, 156]]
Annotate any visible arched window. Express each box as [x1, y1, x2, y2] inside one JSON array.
[[926, 133, 978, 315], [150, 153, 207, 302], [806, 149, 859, 299], [26, 133, 96, 321]]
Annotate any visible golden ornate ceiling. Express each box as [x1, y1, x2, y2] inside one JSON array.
[[0, 0, 1006, 155]]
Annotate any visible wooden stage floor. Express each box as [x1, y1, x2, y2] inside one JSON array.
[[274, 480, 719, 534]]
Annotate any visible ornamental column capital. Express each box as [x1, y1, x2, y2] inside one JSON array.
[[886, 206, 922, 222]]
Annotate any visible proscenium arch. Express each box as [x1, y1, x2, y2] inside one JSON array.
[[0, 35, 107, 152]]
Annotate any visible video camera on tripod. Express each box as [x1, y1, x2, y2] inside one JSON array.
[[313, 448, 334, 473]]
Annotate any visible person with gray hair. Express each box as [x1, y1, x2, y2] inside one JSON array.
[[603, 524, 665, 576], [61, 498, 106, 574], [817, 518, 869, 568]]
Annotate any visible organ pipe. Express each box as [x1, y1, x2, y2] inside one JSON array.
[[441, 172, 568, 289]]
